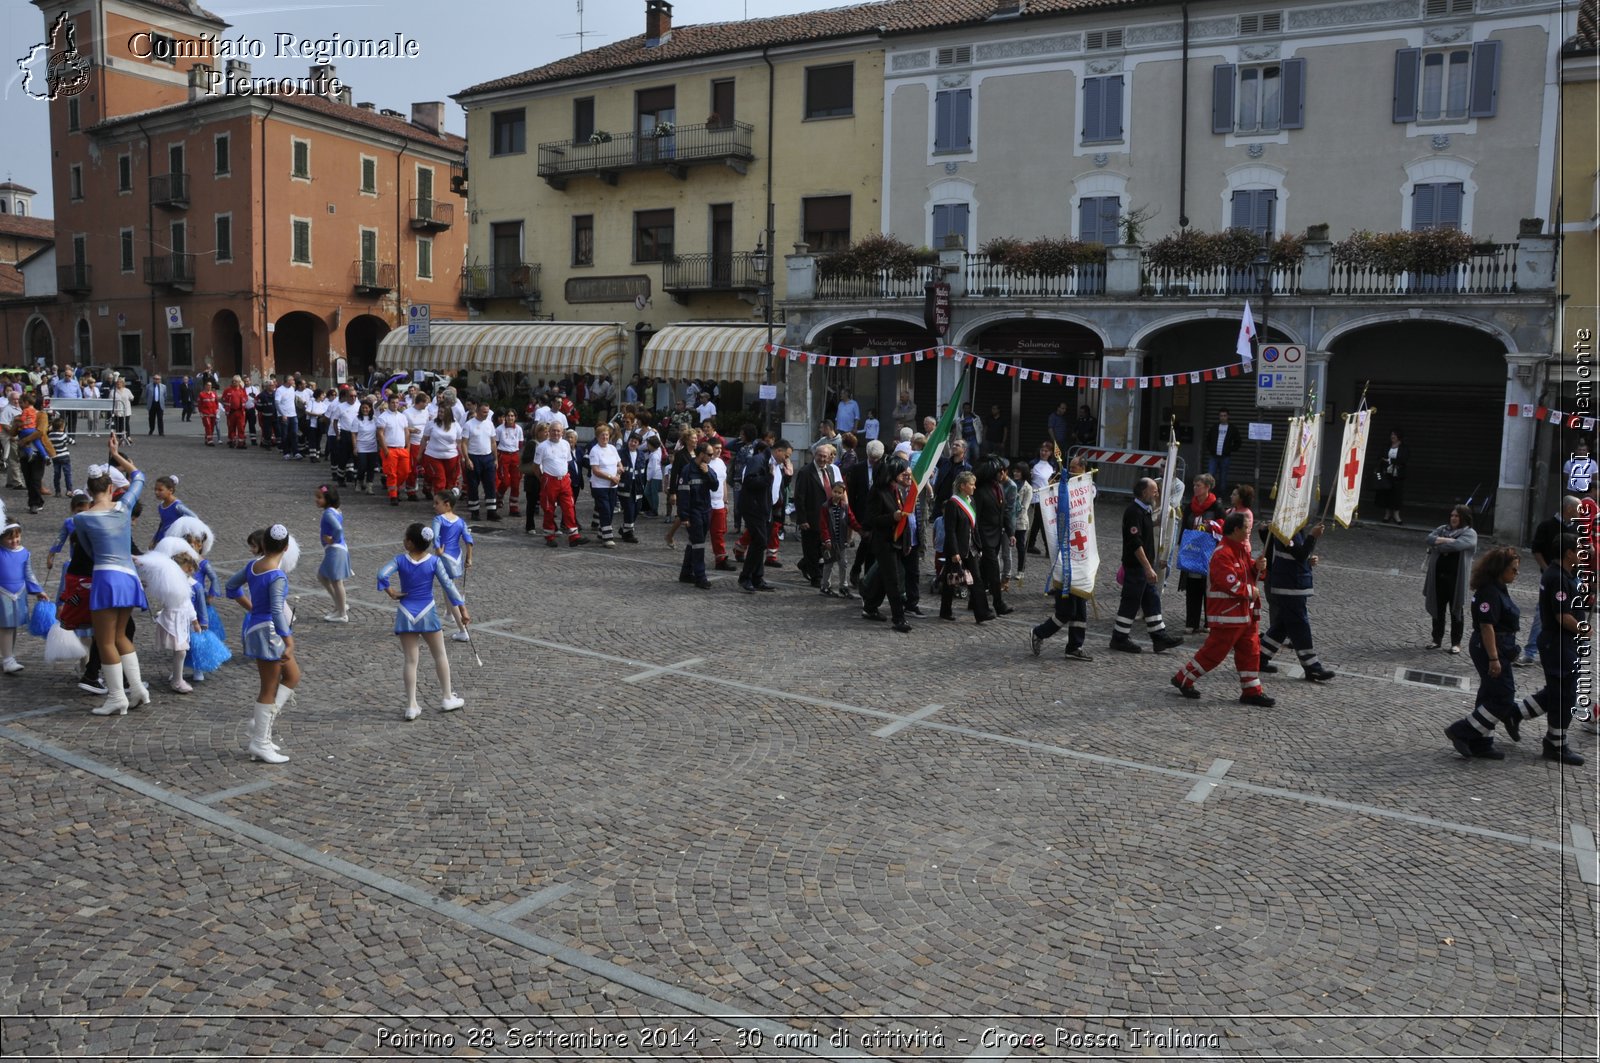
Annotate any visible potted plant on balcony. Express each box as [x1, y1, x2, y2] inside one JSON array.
[[1143, 229, 1211, 293], [1332, 229, 1472, 275], [817, 233, 937, 281], [652, 121, 675, 138], [589, 130, 612, 144], [705, 112, 724, 129]]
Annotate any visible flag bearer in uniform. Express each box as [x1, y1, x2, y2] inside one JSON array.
[[1170, 512, 1275, 706], [1110, 477, 1185, 654], [1030, 456, 1094, 661], [1501, 534, 1588, 765]]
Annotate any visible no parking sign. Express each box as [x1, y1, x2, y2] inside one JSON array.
[[1257, 344, 1304, 408]]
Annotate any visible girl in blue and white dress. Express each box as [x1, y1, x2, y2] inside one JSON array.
[[225, 523, 301, 764], [315, 484, 352, 623], [430, 490, 474, 643], [0, 516, 47, 675], [149, 474, 199, 548], [377, 522, 468, 720], [76, 440, 152, 716]]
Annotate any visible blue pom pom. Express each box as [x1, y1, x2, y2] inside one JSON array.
[[28, 599, 57, 638]]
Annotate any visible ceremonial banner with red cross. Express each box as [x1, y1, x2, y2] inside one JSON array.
[[1270, 413, 1323, 546], [1332, 407, 1374, 529], [1039, 471, 1100, 600]]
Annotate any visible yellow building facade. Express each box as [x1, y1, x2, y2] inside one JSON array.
[[453, 2, 893, 393], [1558, 6, 1597, 369]]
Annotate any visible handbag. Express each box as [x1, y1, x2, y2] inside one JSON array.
[[1178, 529, 1218, 575]]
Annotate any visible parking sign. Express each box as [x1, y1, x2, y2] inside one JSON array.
[[406, 304, 430, 346], [1256, 344, 1304, 408]]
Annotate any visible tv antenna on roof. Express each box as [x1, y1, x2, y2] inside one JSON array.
[[559, 0, 599, 52]]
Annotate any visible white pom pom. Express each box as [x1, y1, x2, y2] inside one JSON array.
[[420, 526, 435, 543], [279, 534, 300, 575]]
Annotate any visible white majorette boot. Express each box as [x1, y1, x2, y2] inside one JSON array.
[[265, 684, 295, 752], [404, 704, 421, 720], [248, 703, 289, 763], [91, 662, 129, 716], [440, 694, 464, 712], [121, 651, 152, 709]]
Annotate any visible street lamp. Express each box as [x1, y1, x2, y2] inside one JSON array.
[[1250, 238, 1272, 489], [752, 233, 775, 432]]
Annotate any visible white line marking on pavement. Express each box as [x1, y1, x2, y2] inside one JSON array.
[[873, 704, 945, 738], [491, 882, 576, 921], [0, 704, 69, 725], [287, 586, 1576, 858], [1183, 758, 1234, 803], [623, 657, 706, 684], [1571, 825, 1600, 886], [195, 778, 279, 805]]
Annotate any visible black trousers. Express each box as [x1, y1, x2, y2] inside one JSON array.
[[147, 402, 164, 435], [860, 541, 907, 623], [1032, 593, 1087, 650], [940, 556, 990, 620], [977, 546, 1005, 614], [1113, 571, 1166, 640], [679, 512, 708, 583], [1261, 594, 1318, 664], [739, 515, 771, 587], [20, 450, 46, 509]]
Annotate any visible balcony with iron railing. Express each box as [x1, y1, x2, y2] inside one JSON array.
[[1137, 257, 1302, 297], [149, 172, 190, 209], [813, 264, 943, 301], [352, 260, 397, 295], [1329, 242, 1517, 295], [57, 262, 91, 293], [409, 198, 454, 231], [964, 255, 1107, 298], [662, 251, 765, 299], [143, 253, 195, 290], [460, 263, 541, 303], [537, 121, 756, 189]]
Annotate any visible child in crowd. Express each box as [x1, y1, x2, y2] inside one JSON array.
[[817, 481, 861, 598], [150, 474, 198, 547], [151, 546, 200, 693], [48, 416, 72, 496], [643, 437, 664, 517], [376, 523, 467, 720], [862, 409, 880, 442], [0, 518, 46, 675], [1009, 461, 1034, 590], [316, 484, 352, 623]]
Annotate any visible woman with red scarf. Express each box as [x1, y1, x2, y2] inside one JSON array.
[[221, 377, 248, 448], [1180, 473, 1226, 633], [1170, 511, 1276, 706]]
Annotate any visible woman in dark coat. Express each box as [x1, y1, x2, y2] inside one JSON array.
[[973, 457, 1012, 617], [1374, 428, 1410, 524], [940, 471, 992, 622]]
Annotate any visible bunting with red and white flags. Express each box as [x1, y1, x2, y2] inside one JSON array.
[[1236, 301, 1257, 366], [1332, 407, 1374, 529], [1270, 413, 1323, 545]]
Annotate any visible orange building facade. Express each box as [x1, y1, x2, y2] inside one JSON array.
[[22, 0, 466, 383]]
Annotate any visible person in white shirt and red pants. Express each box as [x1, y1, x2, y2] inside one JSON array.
[[494, 410, 525, 517], [533, 432, 587, 547]]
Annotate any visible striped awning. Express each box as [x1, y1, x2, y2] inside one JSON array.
[[641, 324, 772, 385], [376, 321, 625, 377]]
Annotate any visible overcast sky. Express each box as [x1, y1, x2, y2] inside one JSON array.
[[2, 0, 825, 217]]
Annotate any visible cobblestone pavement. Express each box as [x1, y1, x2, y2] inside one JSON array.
[[1, 420, 1596, 1060]]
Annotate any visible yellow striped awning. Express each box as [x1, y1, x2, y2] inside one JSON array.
[[641, 324, 772, 385], [376, 321, 625, 377]]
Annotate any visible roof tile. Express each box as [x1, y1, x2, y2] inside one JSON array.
[[0, 214, 54, 243], [90, 92, 464, 154]]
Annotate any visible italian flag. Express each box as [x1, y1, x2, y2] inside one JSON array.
[[897, 372, 967, 534]]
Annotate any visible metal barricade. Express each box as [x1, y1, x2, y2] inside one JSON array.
[[41, 398, 116, 436], [1066, 445, 1183, 498]]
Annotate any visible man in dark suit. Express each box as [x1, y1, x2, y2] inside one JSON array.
[[1205, 408, 1242, 493], [933, 438, 972, 509], [146, 375, 166, 436], [793, 441, 840, 586], [845, 439, 883, 587]]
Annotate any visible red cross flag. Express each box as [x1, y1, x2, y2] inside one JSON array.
[[1332, 407, 1373, 529], [1269, 412, 1323, 545]]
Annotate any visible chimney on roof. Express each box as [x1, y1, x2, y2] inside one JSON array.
[[309, 62, 337, 97], [645, 0, 673, 47], [411, 101, 445, 134], [380, 107, 405, 118], [188, 63, 215, 101], [358, 101, 375, 110], [335, 86, 353, 105], [225, 59, 251, 93]]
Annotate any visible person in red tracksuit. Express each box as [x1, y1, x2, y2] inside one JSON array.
[[1170, 510, 1276, 706], [197, 382, 220, 446], [221, 377, 247, 448]]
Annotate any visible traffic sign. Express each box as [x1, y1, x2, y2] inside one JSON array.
[[406, 303, 431, 346], [1256, 344, 1304, 409]]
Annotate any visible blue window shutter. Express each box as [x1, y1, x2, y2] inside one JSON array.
[[1212, 64, 1235, 134], [1280, 58, 1305, 129], [934, 91, 953, 150], [953, 89, 972, 149], [1393, 49, 1420, 123], [1083, 77, 1104, 140], [1437, 183, 1463, 230], [1230, 190, 1255, 230], [1468, 39, 1501, 118], [1412, 183, 1437, 230], [1256, 190, 1276, 238], [1080, 196, 1119, 244], [1104, 76, 1124, 138], [933, 203, 950, 244], [951, 203, 969, 247]]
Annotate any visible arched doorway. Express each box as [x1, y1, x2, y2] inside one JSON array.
[[966, 319, 1104, 461], [210, 309, 243, 379], [344, 314, 391, 386], [24, 316, 53, 366], [815, 320, 938, 437], [272, 311, 327, 380], [75, 318, 92, 364], [1327, 320, 1506, 529]]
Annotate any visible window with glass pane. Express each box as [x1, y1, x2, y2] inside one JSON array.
[[804, 64, 854, 118], [120, 230, 135, 272], [574, 97, 595, 142], [118, 155, 132, 192], [634, 209, 674, 262], [417, 237, 433, 279], [1078, 196, 1121, 244], [932, 204, 969, 249], [573, 215, 594, 266], [491, 109, 526, 155], [1237, 66, 1281, 132], [215, 134, 230, 175], [1420, 49, 1471, 120], [802, 196, 851, 252]]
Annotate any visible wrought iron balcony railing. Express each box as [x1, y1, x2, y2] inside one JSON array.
[[537, 122, 755, 188], [150, 172, 189, 209], [352, 260, 397, 294], [662, 251, 765, 295], [460, 263, 541, 302], [57, 262, 92, 293], [143, 253, 195, 289], [409, 198, 454, 231]]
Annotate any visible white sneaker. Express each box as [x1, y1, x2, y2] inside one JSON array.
[[322, 613, 349, 623], [1, 658, 22, 674], [440, 694, 464, 712], [170, 678, 194, 694], [450, 630, 471, 643], [403, 704, 421, 721]]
